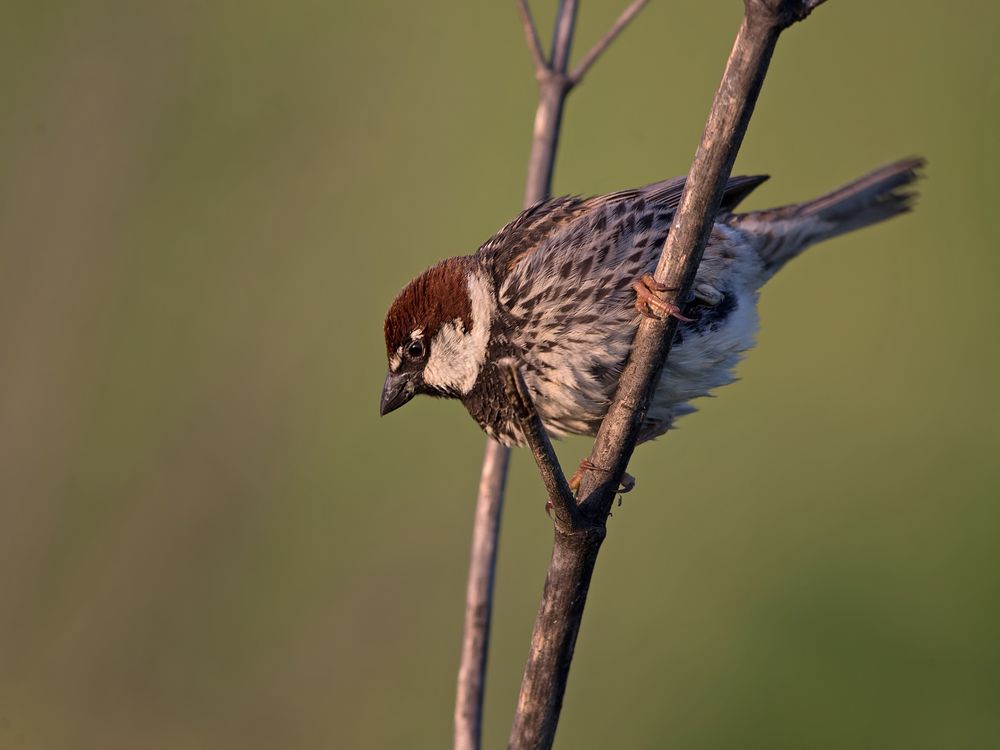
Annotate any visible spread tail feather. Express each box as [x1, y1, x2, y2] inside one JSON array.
[[734, 157, 924, 277]]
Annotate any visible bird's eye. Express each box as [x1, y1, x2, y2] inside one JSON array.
[[406, 340, 425, 358]]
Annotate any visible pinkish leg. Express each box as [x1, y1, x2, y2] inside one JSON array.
[[632, 273, 694, 322], [568, 458, 635, 496]]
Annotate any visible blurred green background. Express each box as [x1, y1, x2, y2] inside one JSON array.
[[1, 1, 998, 748]]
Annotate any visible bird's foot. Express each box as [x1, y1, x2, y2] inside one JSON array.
[[633, 273, 694, 322], [568, 458, 636, 496]]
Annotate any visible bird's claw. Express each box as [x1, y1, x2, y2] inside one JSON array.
[[633, 273, 694, 322], [567, 458, 635, 497], [618, 471, 636, 494], [694, 282, 724, 307]]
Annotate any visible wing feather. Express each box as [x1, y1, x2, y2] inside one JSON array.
[[485, 174, 767, 436], [496, 173, 768, 317], [477, 173, 768, 275]]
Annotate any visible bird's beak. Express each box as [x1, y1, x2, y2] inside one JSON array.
[[380, 371, 416, 416]]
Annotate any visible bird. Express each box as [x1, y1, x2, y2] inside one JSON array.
[[380, 158, 922, 487]]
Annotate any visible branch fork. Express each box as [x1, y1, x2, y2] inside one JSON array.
[[517, 0, 651, 90]]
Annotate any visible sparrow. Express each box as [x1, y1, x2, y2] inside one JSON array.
[[381, 158, 922, 475]]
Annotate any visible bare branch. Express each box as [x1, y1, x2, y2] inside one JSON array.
[[515, 0, 547, 75], [577, 0, 824, 516], [509, 2, 830, 748], [501, 365, 582, 531], [454, 441, 508, 750], [569, 0, 650, 86], [454, 1, 586, 748]]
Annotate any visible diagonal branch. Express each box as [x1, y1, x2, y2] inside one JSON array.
[[577, 0, 830, 518], [508, 2, 831, 748], [569, 0, 650, 86], [500, 364, 583, 532]]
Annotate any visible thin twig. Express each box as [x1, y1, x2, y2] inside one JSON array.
[[549, 0, 578, 75], [515, 0, 546, 75], [500, 365, 582, 531], [569, 0, 650, 85], [454, 440, 508, 750], [508, 2, 830, 748], [455, 2, 658, 747], [455, 2, 580, 748]]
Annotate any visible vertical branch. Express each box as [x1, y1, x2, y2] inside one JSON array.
[[455, 441, 509, 750], [508, 2, 829, 749], [522, 0, 577, 205], [455, 3, 649, 749], [455, 5, 576, 749]]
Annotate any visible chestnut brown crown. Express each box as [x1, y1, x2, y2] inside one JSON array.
[[383, 258, 472, 360]]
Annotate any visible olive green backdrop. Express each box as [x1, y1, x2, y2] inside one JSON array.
[[1, 1, 997, 748]]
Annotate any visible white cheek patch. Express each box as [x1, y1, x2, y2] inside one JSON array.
[[389, 352, 402, 372], [423, 319, 473, 392], [422, 272, 494, 395]]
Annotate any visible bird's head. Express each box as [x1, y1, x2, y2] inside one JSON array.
[[380, 258, 495, 416]]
